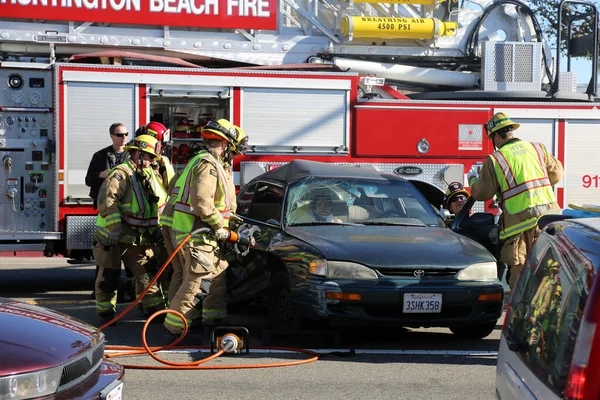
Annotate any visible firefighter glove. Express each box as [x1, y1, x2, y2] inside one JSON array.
[[467, 165, 479, 181], [150, 228, 164, 245], [230, 214, 243, 231], [215, 227, 230, 241], [107, 230, 120, 246], [107, 223, 121, 246]]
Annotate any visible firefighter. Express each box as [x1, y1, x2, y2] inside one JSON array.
[[92, 134, 166, 322], [443, 181, 470, 227], [444, 182, 470, 215], [136, 121, 176, 190], [467, 112, 564, 289], [135, 122, 174, 304], [160, 119, 240, 335], [162, 123, 249, 325], [85, 122, 132, 298]]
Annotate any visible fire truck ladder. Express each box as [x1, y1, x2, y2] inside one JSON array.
[[0, 0, 540, 71]]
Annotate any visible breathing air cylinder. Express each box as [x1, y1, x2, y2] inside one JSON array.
[[175, 118, 194, 138], [171, 145, 179, 164], [195, 113, 213, 138], [340, 16, 458, 40], [179, 143, 190, 164]]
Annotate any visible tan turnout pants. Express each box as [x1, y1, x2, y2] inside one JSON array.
[[93, 241, 164, 315], [500, 226, 540, 289], [163, 235, 228, 334]]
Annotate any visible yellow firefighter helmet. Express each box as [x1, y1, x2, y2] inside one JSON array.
[[201, 119, 237, 145], [125, 134, 159, 159], [232, 125, 249, 155], [485, 112, 520, 137]]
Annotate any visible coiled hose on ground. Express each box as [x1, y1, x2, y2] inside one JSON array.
[[98, 227, 320, 370]]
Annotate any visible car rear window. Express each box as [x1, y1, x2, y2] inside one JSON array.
[[505, 229, 595, 396]]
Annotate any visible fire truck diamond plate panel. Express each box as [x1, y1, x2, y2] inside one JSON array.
[[66, 216, 97, 250], [482, 42, 542, 91]]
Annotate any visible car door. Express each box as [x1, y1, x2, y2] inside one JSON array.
[[450, 197, 501, 260], [496, 228, 591, 399], [226, 181, 285, 301]]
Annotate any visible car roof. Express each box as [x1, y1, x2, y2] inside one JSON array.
[[255, 159, 404, 184], [570, 217, 600, 232]]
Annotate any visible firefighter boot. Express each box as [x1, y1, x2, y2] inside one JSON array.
[[97, 310, 117, 327]]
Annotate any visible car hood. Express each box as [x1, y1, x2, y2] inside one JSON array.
[[0, 299, 103, 375], [285, 225, 493, 268]]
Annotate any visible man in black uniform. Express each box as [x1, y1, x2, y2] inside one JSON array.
[[85, 122, 130, 209]]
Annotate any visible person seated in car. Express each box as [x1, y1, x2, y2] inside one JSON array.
[[289, 188, 343, 224], [443, 182, 470, 226]]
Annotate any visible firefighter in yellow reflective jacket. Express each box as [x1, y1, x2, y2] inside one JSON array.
[[467, 113, 564, 289], [135, 123, 173, 304], [160, 119, 240, 334], [93, 135, 166, 321]]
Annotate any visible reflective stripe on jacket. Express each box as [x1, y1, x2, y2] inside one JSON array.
[[96, 161, 159, 244], [489, 141, 555, 239], [160, 150, 231, 246], [145, 167, 168, 216]]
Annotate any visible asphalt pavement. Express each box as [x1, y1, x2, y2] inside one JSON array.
[[0, 257, 503, 400]]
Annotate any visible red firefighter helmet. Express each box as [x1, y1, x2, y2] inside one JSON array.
[[179, 143, 190, 164], [145, 121, 171, 144]]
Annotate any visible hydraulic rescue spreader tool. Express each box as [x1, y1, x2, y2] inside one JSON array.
[[217, 223, 260, 256]]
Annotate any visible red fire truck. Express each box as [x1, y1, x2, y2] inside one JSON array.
[[0, 0, 597, 259]]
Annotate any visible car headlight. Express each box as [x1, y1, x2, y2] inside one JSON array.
[[0, 366, 61, 400], [456, 262, 498, 281], [309, 259, 378, 280]]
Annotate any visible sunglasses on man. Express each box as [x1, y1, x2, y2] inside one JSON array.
[[449, 195, 467, 204], [112, 132, 129, 138]]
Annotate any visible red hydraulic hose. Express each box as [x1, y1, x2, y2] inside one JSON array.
[[99, 228, 320, 369]]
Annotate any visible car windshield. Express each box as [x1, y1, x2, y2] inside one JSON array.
[[285, 177, 444, 228]]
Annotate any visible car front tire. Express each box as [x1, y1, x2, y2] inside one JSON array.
[[450, 321, 496, 339], [268, 271, 302, 330]]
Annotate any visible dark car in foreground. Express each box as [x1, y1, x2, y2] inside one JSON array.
[[496, 216, 600, 399], [227, 160, 504, 339], [0, 298, 123, 400]]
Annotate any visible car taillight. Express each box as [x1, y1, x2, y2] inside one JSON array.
[[565, 279, 600, 400]]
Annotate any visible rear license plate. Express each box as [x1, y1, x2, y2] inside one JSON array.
[[101, 381, 123, 400], [403, 293, 442, 313]]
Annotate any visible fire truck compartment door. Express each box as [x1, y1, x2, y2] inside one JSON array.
[[564, 120, 598, 206], [498, 117, 556, 156], [355, 106, 491, 157], [63, 82, 136, 201], [242, 88, 349, 153]]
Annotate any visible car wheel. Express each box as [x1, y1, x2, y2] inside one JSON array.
[[268, 272, 301, 330], [450, 321, 496, 339]]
